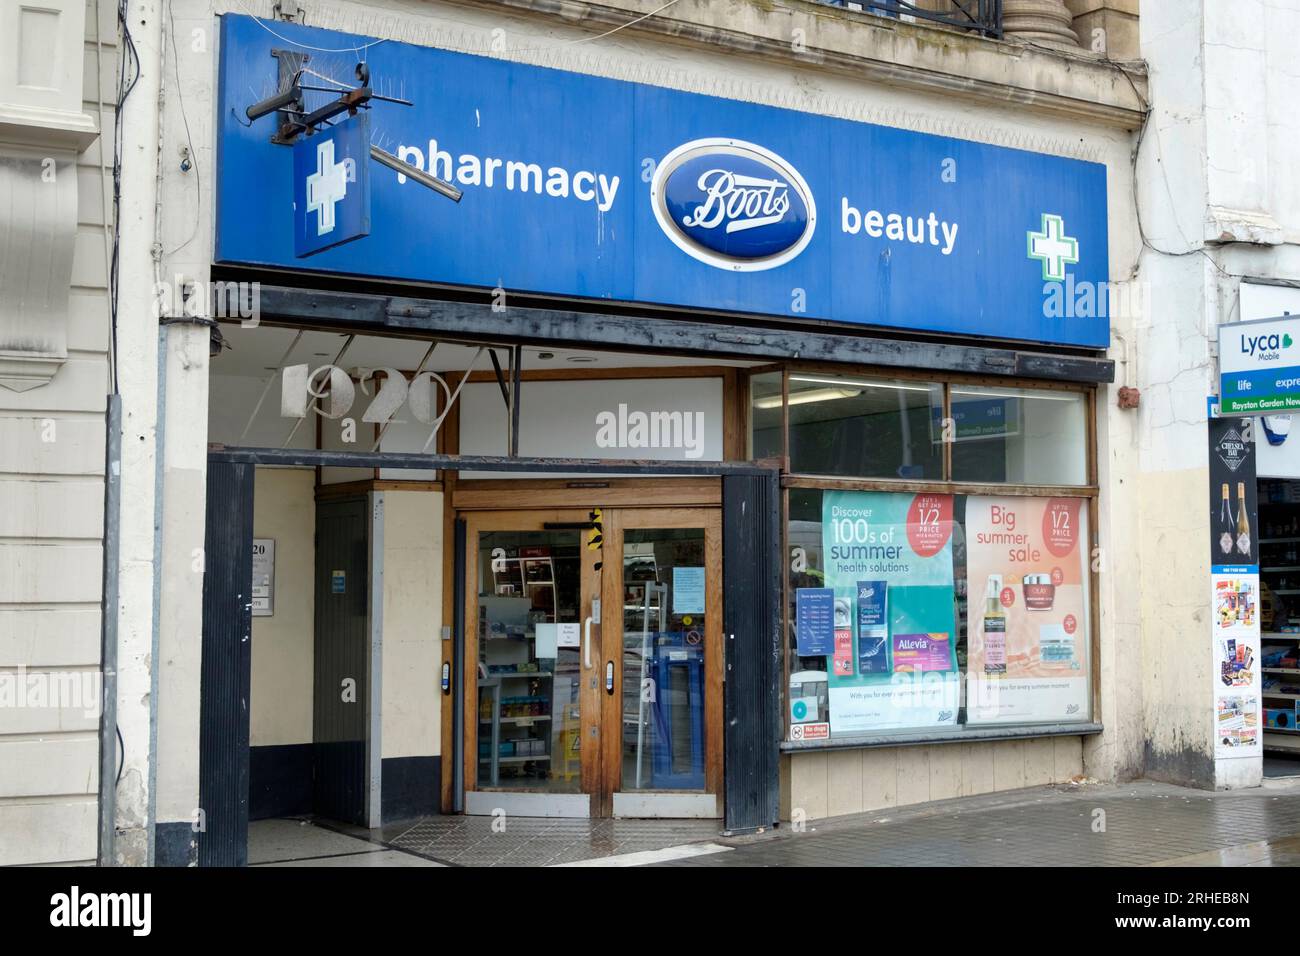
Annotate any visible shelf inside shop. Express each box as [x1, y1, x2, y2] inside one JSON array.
[[1271, 590, 1300, 596], [480, 716, 552, 724], [1260, 537, 1300, 544], [1261, 633, 1300, 639], [1262, 691, 1300, 700], [1264, 668, 1300, 675], [496, 755, 552, 764], [1261, 567, 1300, 572]]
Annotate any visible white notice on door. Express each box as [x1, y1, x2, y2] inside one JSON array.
[[557, 622, 581, 648]]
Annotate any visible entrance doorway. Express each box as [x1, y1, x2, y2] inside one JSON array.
[[462, 507, 722, 817]]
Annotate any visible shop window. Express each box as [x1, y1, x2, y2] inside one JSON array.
[[749, 371, 784, 460], [949, 385, 1087, 486], [783, 374, 944, 480], [787, 488, 1093, 740]]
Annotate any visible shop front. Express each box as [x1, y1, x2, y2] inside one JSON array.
[[198, 11, 1116, 860]]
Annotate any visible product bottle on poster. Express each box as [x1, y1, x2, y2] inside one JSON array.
[[1236, 482, 1251, 556], [982, 575, 1007, 676], [1219, 483, 1234, 556]]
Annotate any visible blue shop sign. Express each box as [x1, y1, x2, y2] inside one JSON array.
[[215, 14, 1110, 347]]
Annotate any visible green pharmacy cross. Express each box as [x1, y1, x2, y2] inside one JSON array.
[[1027, 213, 1080, 282]]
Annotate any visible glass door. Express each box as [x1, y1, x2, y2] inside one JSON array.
[[463, 510, 603, 817], [600, 508, 723, 818]]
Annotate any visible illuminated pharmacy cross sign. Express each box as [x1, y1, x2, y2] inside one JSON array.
[[1027, 213, 1079, 282], [306, 139, 349, 237]]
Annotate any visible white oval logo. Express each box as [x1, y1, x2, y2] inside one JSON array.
[[650, 138, 817, 272]]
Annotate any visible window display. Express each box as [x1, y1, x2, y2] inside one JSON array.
[[788, 488, 1093, 739], [964, 496, 1091, 725]]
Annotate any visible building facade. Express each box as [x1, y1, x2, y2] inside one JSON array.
[[0, 0, 112, 866], [9, 0, 1297, 868]]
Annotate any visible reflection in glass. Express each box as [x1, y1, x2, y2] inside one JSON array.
[[622, 528, 707, 791], [749, 371, 783, 460], [476, 530, 581, 791], [950, 386, 1087, 485], [782, 375, 944, 479]]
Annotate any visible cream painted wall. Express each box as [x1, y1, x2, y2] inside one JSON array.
[[783, 736, 1085, 821], [249, 469, 315, 747], [381, 491, 444, 759], [248, 479, 443, 755], [0, 0, 112, 866]]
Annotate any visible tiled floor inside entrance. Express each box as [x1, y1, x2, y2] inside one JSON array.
[[248, 818, 444, 867], [378, 816, 726, 867], [247, 778, 1300, 867], [248, 815, 728, 867]]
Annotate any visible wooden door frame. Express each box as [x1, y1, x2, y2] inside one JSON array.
[[460, 508, 604, 811], [599, 507, 724, 818], [459, 503, 723, 818]]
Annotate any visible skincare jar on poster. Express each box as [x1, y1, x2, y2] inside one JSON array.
[[1022, 574, 1056, 611]]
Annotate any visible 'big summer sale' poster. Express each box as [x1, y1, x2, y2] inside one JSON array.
[[822, 490, 959, 733], [965, 497, 1091, 725]]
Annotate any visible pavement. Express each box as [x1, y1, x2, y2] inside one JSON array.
[[658, 778, 1300, 867], [247, 776, 1300, 867]]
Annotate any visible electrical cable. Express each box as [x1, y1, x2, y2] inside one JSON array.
[[233, 0, 389, 53], [234, 0, 681, 59], [109, 0, 142, 397], [164, 0, 201, 256]]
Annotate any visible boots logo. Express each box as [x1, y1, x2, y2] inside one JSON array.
[[650, 138, 816, 272]]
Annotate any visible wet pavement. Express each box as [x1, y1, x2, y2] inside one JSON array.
[[247, 777, 1300, 867], [658, 778, 1300, 867]]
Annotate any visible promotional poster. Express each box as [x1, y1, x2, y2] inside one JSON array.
[[1207, 414, 1262, 757], [965, 497, 1091, 725], [1211, 571, 1261, 754], [1208, 416, 1259, 568], [821, 491, 958, 734]]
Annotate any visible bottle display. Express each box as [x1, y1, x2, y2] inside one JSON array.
[[1236, 482, 1252, 556], [982, 574, 1007, 676], [1220, 483, 1234, 556]]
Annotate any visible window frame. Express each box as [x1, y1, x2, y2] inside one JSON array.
[[753, 364, 1101, 750]]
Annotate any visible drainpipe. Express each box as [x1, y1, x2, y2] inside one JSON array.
[[97, 395, 121, 865]]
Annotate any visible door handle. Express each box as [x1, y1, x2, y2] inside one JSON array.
[[584, 616, 593, 670]]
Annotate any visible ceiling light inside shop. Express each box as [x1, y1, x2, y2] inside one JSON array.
[[789, 375, 934, 393], [753, 387, 863, 410]]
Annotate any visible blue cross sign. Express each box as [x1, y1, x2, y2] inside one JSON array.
[[1027, 213, 1079, 282], [292, 114, 371, 257]]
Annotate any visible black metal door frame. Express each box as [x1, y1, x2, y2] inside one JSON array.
[[198, 447, 781, 865], [198, 459, 255, 866]]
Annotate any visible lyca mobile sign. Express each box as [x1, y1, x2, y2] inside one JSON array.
[[1219, 314, 1300, 415], [215, 15, 1110, 347]]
